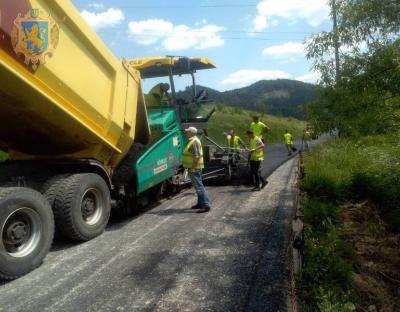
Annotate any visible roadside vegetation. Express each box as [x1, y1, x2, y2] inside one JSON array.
[[204, 104, 305, 145], [299, 1, 400, 311], [299, 135, 400, 311], [0, 150, 8, 162]]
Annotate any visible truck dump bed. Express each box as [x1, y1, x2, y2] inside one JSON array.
[[0, 0, 149, 170]]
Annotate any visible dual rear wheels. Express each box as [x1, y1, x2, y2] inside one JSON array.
[[44, 173, 111, 241], [0, 173, 110, 280]]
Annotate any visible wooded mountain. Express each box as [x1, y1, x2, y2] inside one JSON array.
[[179, 79, 318, 119]]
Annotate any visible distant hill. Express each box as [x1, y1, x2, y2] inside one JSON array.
[[201, 104, 305, 145], [178, 79, 318, 119]]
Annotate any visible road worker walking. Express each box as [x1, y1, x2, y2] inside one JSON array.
[[246, 130, 268, 191], [302, 129, 311, 150], [250, 116, 271, 143], [284, 130, 294, 156], [183, 127, 211, 213]]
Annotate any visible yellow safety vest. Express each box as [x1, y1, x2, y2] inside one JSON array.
[[250, 136, 264, 161], [284, 133, 293, 145], [250, 122, 266, 139], [145, 85, 164, 107], [182, 137, 204, 169], [227, 135, 240, 150]]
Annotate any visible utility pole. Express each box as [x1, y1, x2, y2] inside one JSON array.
[[332, 0, 340, 83]]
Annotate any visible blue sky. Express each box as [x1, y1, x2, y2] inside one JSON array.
[[71, 0, 332, 91]]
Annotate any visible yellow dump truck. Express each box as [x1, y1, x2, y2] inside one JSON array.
[[0, 0, 216, 279]]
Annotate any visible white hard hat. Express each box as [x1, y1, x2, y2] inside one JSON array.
[[185, 126, 197, 134]]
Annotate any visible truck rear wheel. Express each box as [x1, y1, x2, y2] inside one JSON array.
[[54, 174, 111, 241], [41, 174, 71, 207], [0, 187, 54, 280], [112, 143, 146, 185]]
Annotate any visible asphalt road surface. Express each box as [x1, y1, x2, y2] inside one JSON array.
[[0, 140, 319, 312]]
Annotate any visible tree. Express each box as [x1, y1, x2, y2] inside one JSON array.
[[306, 0, 400, 136]]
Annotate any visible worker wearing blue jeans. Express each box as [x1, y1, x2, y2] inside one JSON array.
[[190, 171, 210, 209], [182, 127, 211, 213]]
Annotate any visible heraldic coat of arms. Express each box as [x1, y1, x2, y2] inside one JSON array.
[[11, 8, 59, 70]]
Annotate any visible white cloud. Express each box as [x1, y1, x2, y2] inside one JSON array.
[[81, 8, 124, 30], [270, 19, 279, 27], [221, 69, 292, 87], [129, 19, 174, 45], [296, 72, 320, 84], [128, 19, 224, 51], [253, 0, 330, 31], [253, 16, 267, 31], [88, 3, 104, 9], [195, 19, 208, 26], [262, 41, 305, 58], [340, 41, 368, 53]]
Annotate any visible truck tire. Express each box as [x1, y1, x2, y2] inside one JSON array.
[[54, 174, 111, 241], [0, 187, 54, 280], [41, 174, 71, 207], [112, 143, 146, 185]]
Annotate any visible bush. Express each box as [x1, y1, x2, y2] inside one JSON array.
[[303, 199, 340, 232]]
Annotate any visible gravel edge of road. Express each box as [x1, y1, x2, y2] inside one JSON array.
[[243, 156, 300, 312]]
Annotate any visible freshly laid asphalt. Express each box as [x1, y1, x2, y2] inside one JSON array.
[[0, 141, 317, 312]]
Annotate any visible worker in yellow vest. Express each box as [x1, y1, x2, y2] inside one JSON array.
[[183, 127, 211, 213], [225, 129, 245, 151], [302, 129, 311, 150], [145, 83, 170, 107], [246, 129, 268, 191], [284, 130, 295, 156], [250, 116, 271, 143]]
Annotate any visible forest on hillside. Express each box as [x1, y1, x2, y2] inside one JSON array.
[[178, 79, 318, 119]]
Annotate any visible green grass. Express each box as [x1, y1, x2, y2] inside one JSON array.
[[302, 134, 400, 229], [203, 104, 305, 145], [0, 150, 8, 162], [299, 134, 400, 311]]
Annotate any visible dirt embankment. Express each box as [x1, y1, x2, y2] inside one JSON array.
[[341, 202, 400, 312]]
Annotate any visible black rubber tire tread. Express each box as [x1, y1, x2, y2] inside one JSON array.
[[41, 174, 71, 208], [0, 187, 54, 280], [54, 174, 111, 241], [112, 143, 146, 185]]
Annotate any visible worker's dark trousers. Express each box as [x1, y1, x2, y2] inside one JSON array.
[[250, 160, 266, 187]]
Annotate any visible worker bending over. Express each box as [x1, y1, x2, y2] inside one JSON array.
[[145, 83, 170, 107], [182, 127, 211, 213], [284, 130, 295, 156], [246, 130, 268, 191], [250, 116, 270, 143], [225, 129, 245, 151]]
